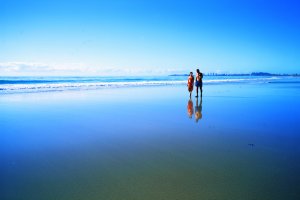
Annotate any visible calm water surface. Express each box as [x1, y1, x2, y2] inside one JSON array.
[[1, 81, 300, 200]]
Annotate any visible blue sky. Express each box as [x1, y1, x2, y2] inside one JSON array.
[[0, 0, 299, 75]]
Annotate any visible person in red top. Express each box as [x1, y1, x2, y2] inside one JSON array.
[[187, 72, 194, 98]]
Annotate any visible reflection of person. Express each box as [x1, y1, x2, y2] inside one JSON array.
[[187, 99, 194, 119], [195, 97, 202, 123], [195, 69, 203, 98], [187, 72, 194, 98]]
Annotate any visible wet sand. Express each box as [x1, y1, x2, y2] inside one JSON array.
[[1, 83, 300, 200]]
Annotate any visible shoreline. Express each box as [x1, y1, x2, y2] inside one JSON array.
[[1, 76, 298, 95]]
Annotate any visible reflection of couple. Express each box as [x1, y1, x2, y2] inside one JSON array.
[[187, 97, 202, 122]]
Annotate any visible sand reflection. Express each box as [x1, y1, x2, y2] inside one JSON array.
[[195, 97, 202, 122], [187, 99, 194, 118]]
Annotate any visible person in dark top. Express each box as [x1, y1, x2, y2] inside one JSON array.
[[195, 69, 203, 98]]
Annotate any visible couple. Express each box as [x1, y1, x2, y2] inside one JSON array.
[[187, 69, 203, 98]]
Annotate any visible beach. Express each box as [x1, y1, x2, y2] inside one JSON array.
[[1, 80, 300, 200]]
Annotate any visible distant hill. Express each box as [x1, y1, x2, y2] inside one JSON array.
[[251, 72, 272, 76]]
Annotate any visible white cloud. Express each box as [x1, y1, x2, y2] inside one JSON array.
[[0, 61, 187, 76]]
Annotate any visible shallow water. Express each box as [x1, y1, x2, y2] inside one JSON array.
[[1, 82, 300, 200], [0, 75, 289, 94]]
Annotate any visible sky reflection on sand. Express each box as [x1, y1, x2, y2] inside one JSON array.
[[1, 83, 300, 200]]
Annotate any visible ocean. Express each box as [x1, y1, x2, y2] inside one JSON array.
[[1, 75, 300, 200], [0, 75, 297, 94]]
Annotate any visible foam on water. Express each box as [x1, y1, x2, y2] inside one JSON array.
[[0, 76, 286, 94]]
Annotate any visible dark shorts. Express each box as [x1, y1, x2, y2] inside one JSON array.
[[195, 81, 202, 88]]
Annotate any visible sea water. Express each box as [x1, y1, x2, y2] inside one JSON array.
[[0, 75, 293, 94], [1, 76, 300, 200]]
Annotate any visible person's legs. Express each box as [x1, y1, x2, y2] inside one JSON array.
[[200, 82, 203, 97], [195, 86, 199, 97]]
